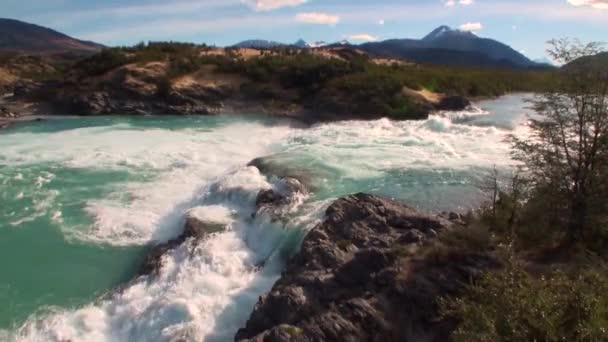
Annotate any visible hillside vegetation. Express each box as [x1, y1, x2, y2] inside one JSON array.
[[426, 40, 608, 341], [2, 42, 555, 120]]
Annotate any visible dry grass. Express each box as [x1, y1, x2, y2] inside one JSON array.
[[199, 47, 265, 60], [371, 58, 413, 67], [402, 86, 443, 104], [0, 67, 17, 86], [173, 64, 246, 89]]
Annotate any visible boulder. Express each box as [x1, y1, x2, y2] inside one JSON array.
[[249, 157, 315, 188], [236, 193, 498, 342], [12, 81, 40, 98], [436, 95, 471, 111], [255, 177, 307, 221], [139, 213, 226, 276]]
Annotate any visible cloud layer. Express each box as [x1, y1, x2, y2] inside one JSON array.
[[345, 33, 379, 41], [567, 0, 608, 9], [459, 21, 483, 31], [295, 12, 340, 24], [242, 0, 308, 11], [444, 0, 475, 7]]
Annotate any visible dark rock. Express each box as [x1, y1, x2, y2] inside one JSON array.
[[335, 248, 395, 286], [436, 95, 471, 111], [256, 189, 283, 208], [0, 106, 15, 118], [400, 229, 425, 244], [12, 81, 41, 98], [448, 212, 461, 221], [254, 177, 307, 221], [139, 213, 226, 276], [249, 157, 315, 188], [65, 92, 111, 115], [236, 193, 499, 342]]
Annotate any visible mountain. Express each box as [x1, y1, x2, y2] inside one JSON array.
[[293, 39, 309, 48], [533, 57, 555, 66], [309, 41, 329, 48], [422, 25, 477, 42], [358, 25, 541, 69], [563, 52, 608, 71], [232, 40, 286, 49], [0, 18, 103, 54], [233, 39, 328, 49]]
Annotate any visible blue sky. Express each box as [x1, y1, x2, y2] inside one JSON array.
[[3, 0, 607, 59]]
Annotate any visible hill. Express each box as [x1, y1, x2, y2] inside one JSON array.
[[563, 51, 608, 71], [234, 26, 545, 69], [0, 18, 103, 54], [0, 42, 553, 122], [358, 25, 541, 69], [232, 40, 286, 49]]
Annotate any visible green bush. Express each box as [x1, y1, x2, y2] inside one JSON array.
[[74, 49, 133, 76], [441, 260, 608, 341], [439, 224, 492, 253]]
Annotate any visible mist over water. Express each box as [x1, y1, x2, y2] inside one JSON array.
[[0, 95, 531, 341]]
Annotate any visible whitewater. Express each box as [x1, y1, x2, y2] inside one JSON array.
[[0, 95, 531, 341]]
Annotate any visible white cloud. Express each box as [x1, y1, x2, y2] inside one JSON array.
[[78, 15, 293, 44], [242, 0, 308, 11], [567, 0, 608, 9], [444, 0, 474, 6], [459, 21, 483, 31], [378, 19, 385, 25], [295, 12, 340, 25], [512, 25, 518, 30], [345, 33, 379, 42]]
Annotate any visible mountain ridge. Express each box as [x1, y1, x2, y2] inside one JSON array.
[[358, 25, 538, 68], [233, 26, 544, 69], [0, 18, 103, 54]]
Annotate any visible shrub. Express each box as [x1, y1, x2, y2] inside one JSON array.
[[74, 49, 133, 76], [439, 224, 492, 253], [440, 260, 608, 341]]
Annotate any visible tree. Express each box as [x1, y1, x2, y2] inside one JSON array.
[[511, 39, 608, 244]]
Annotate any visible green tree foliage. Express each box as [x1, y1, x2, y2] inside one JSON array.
[[441, 259, 608, 342], [47, 42, 556, 120], [511, 39, 608, 245], [73, 49, 133, 77], [315, 71, 429, 120]]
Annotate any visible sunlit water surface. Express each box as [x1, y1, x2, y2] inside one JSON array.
[[0, 95, 531, 341]]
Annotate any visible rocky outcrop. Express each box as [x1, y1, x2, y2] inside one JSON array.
[[249, 157, 315, 189], [435, 95, 471, 111], [255, 177, 308, 222], [236, 193, 498, 341], [139, 213, 226, 276], [53, 85, 230, 116], [0, 62, 473, 121]]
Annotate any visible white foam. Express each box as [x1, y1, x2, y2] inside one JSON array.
[[187, 205, 235, 226], [13, 165, 314, 342], [1, 119, 294, 245], [6, 95, 533, 341]]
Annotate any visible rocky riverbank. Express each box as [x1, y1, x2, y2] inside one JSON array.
[[3, 85, 469, 123], [235, 193, 498, 341], [0, 65, 471, 125], [136, 185, 498, 341]]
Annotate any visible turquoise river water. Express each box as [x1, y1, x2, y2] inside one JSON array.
[[0, 95, 531, 341]]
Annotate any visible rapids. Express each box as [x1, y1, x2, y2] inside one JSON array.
[[0, 95, 531, 341]]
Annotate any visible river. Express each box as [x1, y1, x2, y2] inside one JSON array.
[[0, 94, 531, 341]]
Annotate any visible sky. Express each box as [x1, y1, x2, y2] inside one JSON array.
[[2, 0, 607, 60]]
